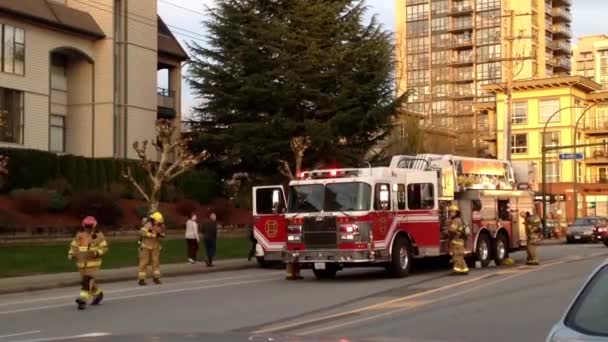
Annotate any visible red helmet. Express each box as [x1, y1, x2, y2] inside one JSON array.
[[82, 216, 97, 228]]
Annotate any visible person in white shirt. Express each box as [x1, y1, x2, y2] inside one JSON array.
[[185, 213, 199, 264]]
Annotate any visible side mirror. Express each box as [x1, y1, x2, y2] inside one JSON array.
[[379, 185, 390, 210], [272, 190, 281, 213]]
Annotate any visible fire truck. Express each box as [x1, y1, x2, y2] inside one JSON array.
[[252, 154, 537, 278]]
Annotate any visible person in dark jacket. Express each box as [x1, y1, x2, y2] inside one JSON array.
[[203, 213, 218, 266], [248, 225, 257, 261]]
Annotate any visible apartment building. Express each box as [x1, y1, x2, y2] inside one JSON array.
[[0, 0, 187, 159], [394, 0, 572, 155], [483, 76, 608, 222], [572, 35, 608, 88]]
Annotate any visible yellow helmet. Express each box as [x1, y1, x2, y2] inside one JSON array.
[[149, 211, 164, 224], [448, 204, 460, 212]]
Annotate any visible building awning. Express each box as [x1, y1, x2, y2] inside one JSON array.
[[0, 0, 105, 39], [483, 76, 602, 94], [158, 16, 188, 62]]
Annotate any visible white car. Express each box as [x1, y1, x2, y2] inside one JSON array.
[[547, 259, 608, 341]]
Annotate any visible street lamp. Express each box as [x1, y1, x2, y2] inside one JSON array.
[[541, 105, 589, 231], [572, 103, 598, 221]]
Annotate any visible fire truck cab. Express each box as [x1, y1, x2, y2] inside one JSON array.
[[252, 154, 537, 279]]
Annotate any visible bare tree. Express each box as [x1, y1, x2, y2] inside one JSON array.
[[123, 119, 209, 213], [278, 136, 311, 180]]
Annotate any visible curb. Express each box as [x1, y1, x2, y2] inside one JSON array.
[[0, 262, 258, 295]]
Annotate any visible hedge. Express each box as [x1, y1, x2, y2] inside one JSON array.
[[0, 148, 221, 203]]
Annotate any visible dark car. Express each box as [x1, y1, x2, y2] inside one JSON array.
[[593, 218, 608, 245], [567, 217, 603, 243]]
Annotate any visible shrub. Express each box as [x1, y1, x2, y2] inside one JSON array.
[[48, 192, 69, 213], [0, 207, 16, 232], [10, 188, 52, 215], [70, 192, 123, 226], [135, 204, 149, 219], [164, 214, 179, 230], [46, 178, 72, 196], [175, 170, 221, 204], [175, 199, 198, 217], [108, 183, 128, 199]]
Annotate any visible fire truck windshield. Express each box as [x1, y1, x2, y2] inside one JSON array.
[[287, 182, 372, 213]]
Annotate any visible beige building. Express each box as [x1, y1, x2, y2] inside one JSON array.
[[572, 35, 608, 88], [394, 0, 572, 155], [0, 0, 187, 158]]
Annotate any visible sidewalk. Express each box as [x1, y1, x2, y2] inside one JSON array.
[[0, 259, 258, 295]]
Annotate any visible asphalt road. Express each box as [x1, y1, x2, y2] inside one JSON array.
[[0, 243, 606, 342]]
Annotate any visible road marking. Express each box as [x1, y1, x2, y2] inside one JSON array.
[[0, 278, 274, 315], [0, 272, 281, 307], [0, 331, 41, 339], [371, 299, 431, 310], [295, 258, 572, 336], [256, 256, 579, 335], [15, 332, 110, 342]]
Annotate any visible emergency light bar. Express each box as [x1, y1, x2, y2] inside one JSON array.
[[298, 168, 362, 180]]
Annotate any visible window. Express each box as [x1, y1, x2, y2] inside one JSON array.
[[431, 0, 449, 15], [406, 4, 430, 21], [476, 27, 500, 45], [374, 183, 391, 210], [324, 182, 372, 212], [545, 161, 560, 183], [476, 44, 501, 61], [288, 185, 324, 213], [431, 17, 448, 31], [476, 0, 500, 11], [1, 24, 25, 75], [0, 87, 23, 143], [511, 133, 528, 154], [540, 99, 561, 123], [407, 183, 435, 210], [49, 115, 65, 153], [540, 131, 560, 153], [476, 62, 501, 80], [512, 102, 528, 124], [562, 267, 608, 336], [397, 184, 406, 210], [476, 9, 500, 28]]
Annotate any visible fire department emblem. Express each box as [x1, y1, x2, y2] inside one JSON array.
[[379, 217, 388, 234], [265, 220, 279, 238]]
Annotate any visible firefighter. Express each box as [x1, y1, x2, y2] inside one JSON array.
[[68, 216, 108, 310], [523, 211, 541, 265], [138, 211, 166, 285], [448, 204, 469, 275], [285, 260, 303, 281]]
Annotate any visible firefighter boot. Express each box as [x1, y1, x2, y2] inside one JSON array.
[[285, 263, 297, 280], [138, 279, 146, 286], [75, 298, 87, 310], [91, 288, 104, 306], [153, 278, 162, 285]]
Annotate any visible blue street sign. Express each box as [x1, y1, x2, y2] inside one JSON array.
[[558, 153, 584, 160]]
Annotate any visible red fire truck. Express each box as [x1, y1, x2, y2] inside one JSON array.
[[252, 154, 537, 278]]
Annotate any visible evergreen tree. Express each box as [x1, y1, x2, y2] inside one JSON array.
[[188, 0, 403, 178]]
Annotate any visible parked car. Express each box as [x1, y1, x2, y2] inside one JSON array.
[[546, 259, 608, 341], [567, 217, 603, 243], [593, 218, 608, 246]]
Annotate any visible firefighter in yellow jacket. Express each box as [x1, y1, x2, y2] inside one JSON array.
[[138, 211, 166, 285], [522, 211, 541, 265], [448, 204, 470, 275], [68, 216, 108, 310]]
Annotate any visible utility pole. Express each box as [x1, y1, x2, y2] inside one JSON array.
[[500, 10, 535, 161]]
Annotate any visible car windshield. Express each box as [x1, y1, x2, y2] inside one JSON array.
[[324, 182, 372, 212], [287, 182, 372, 213], [573, 218, 599, 226], [565, 265, 608, 337]]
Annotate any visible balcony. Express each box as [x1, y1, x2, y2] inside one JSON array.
[[451, 73, 474, 83], [478, 125, 497, 141], [553, 0, 571, 6], [449, 20, 473, 32], [157, 87, 176, 119], [406, 0, 428, 5], [545, 2, 552, 15], [587, 174, 608, 184], [449, 55, 473, 66], [552, 39, 571, 55], [553, 56, 571, 71], [584, 115, 608, 135], [552, 7, 572, 22], [552, 23, 572, 38], [586, 149, 608, 165], [451, 37, 473, 48], [450, 3, 473, 15]]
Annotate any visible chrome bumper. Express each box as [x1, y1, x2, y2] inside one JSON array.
[[283, 249, 387, 264]]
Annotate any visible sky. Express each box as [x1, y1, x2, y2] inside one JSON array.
[[156, 0, 608, 119]]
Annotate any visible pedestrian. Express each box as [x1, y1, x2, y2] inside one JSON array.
[[523, 211, 541, 265], [203, 212, 218, 267], [138, 211, 166, 285], [248, 224, 256, 262], [185, 213, 200, 264], [68, 216, 108, 310], [448, 204, 469, 275]]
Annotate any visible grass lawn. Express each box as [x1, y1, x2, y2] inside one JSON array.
[[0, 238, 250, 278]]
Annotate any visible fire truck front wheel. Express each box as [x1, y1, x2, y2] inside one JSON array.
[[313, 265, 339, 280], [475, 233, 492, 268], [387, 236, 412, 278]]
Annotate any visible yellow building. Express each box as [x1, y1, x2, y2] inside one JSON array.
[[572, 35, 608, 88], [394, 0, 572, 154], [483, 76, 608, 222]]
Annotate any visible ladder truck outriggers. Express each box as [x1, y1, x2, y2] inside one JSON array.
[[252, 154, 538, 278]]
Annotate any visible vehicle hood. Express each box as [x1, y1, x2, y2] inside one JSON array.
[[569, 225, 594, 232], [547, 323, 608, 342]]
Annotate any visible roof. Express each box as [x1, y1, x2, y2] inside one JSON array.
[[0, 0, 105, 39], [158, 16, 188, 61], [483, 76, 603, 94]]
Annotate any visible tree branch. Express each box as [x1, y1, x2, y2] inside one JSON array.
[[278, 159, 294, 180], [121, 167, 150, 202]]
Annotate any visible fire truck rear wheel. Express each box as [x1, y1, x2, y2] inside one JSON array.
[[493, 232, 509, 266], [388, 236, 412, 278], [256, 256, 268, 268], [476, 233, 491, 268]]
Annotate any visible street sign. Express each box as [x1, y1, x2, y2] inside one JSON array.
[[558, 153, 584, 160]]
